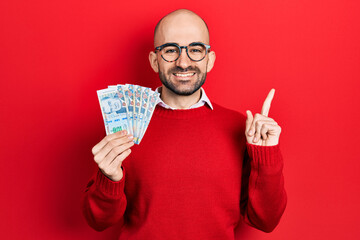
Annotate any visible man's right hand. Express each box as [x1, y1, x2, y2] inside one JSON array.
[[91, 130, 134, 182]]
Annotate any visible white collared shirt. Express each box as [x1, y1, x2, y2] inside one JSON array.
[[155, 86, 213, 110]]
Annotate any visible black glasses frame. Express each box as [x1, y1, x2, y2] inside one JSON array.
[[154, 42, 211, 62]]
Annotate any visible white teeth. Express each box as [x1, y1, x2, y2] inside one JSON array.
[[174, 73, 195, 77]]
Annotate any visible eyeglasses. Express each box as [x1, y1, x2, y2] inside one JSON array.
[[154, 42, 211, 62]]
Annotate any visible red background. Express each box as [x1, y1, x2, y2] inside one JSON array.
[[1, 0, 359, 239]]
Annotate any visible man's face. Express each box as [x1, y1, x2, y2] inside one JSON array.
[[158, 50, 207, 96], [149, 12, 215, 96]]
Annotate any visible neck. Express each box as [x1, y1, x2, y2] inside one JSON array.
[[160, 85, 201, 109]]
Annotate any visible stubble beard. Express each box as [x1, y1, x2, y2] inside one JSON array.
[[158, 66, 207, 96]]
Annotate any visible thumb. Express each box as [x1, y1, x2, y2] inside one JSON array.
[[245, 110, 253, 133]]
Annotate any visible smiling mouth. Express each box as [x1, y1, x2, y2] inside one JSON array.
[[173, 72, 196, 77]]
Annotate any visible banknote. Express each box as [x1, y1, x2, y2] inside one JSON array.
[[138, 91, 160, 143], [124, 84, 135, 135], [126, 84, 136, 139], [134, 86, 143, 142], [117, 84, 133, 135], [97, 88, 129, 135], [136, 87, 150, 144]]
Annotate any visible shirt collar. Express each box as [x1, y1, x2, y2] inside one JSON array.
[[155, 86, 213, 110]]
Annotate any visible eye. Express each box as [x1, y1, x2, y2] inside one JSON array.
[[165, 49, 176, 53], [163, 46, 179, 54], [191, 48, 202, 53], [189, 47, 204, 54]]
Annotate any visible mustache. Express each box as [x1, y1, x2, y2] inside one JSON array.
[[168, 66, 201, 74]]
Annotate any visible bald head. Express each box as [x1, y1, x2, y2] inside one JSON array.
[[148, 9, 216, 99], [154, 9, 210, 47]]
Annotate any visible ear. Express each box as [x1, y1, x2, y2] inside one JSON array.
[[149, 51, 159, 73], [206, 51, 216, 73]]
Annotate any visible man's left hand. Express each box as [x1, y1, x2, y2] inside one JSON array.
[[245, 89, 281, 146]]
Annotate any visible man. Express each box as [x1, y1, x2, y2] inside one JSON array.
[[82, 9, 287, 240]]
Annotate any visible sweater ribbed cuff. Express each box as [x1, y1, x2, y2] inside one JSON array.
[[95, 168, 125, 197], [246, 142, 283, 166]]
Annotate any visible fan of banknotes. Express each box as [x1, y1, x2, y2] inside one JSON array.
[[97, 84, 160, 144]]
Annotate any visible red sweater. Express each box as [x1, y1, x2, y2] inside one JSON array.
[[82, 103, 287, 239]]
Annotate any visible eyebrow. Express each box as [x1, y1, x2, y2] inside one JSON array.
[[165, 42, 179, 45], [163, 41, 205, 46]]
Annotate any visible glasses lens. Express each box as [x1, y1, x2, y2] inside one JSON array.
[[161, 45, 180, 62], [188, 44, 207, 61]]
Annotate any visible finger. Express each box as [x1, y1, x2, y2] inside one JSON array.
[[245, 110, 253, 135], [106, 141, 134, 166], [252, 119, 278, 142], [110, 148, 132, 170], [267, 124, 282, 135], [92, 130, 128, 155], [260, 123, 272, 140], [253, 120, 263, 143], [101, 149, 132, 182], [95, 134, 133, 163], [261, 88, 275, 117], [98, 141, 134, 174], [94, 134, 134, 164], [249, 113, 263, 136]]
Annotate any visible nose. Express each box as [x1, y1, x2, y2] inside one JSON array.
[[175, 48, 192, 69]]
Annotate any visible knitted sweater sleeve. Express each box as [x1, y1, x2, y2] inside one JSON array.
[[82, 168, 127, 231], [240, 143, 287, 233]]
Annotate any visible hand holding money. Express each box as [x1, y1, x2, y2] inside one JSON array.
[[91, 130, 134, 181], [245, 89, 282, 146]]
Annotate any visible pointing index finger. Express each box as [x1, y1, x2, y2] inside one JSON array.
[[261, 88, 275, 117]]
